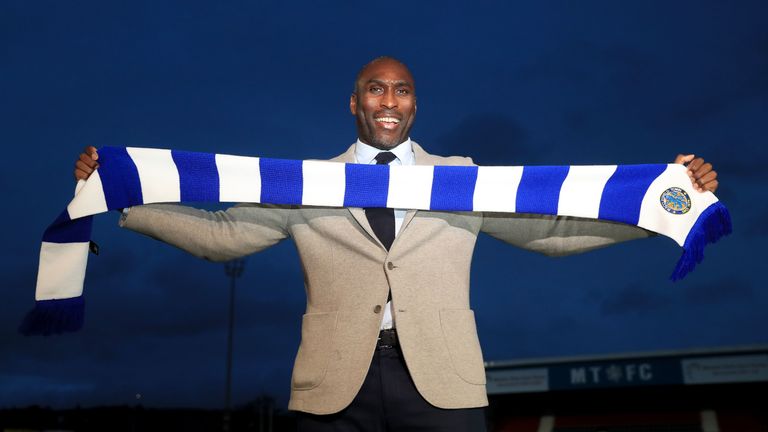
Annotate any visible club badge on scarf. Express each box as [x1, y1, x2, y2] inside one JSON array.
[[21, 146, 732, 335]]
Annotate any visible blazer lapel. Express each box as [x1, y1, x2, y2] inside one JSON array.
[[330, 141, 442, 249], [398, 142, 440, 234], [330, 144, 382, 246]]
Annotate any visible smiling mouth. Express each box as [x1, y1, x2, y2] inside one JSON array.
[[374, 116, 401, 130], [375, 117, 400, 124]]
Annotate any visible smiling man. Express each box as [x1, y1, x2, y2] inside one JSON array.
[[351, 57, 417, 150], [74, 56, 719, 432]]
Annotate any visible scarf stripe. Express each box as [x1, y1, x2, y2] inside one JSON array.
[[100, 147, 142, 211], [431, 166, 478, 211], [517, 165, 570, 215], [260, 158, 304, 205], [600, 164, 669, 226], [558, 165, 616, 219], [22, 146, 732, 335], [175, 150, 220, 202]]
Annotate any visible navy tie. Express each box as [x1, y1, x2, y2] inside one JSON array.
[[365, 151, 397, 250]]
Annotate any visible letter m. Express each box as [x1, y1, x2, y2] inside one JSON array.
[[570, 368, 587, 384]]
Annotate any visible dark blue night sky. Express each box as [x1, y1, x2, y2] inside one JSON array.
[[1, 0, 766, 409]]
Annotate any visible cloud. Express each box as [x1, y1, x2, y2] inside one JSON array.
[[598, 275, 757, 318], [80, 252, 305, 340], [682, 276, 754, 305], [84, 245, 140, 281], [0, 374, 96, 407], [599, 283, 671, 316]]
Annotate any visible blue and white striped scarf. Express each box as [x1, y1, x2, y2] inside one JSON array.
[[21, 146, 732, 335]]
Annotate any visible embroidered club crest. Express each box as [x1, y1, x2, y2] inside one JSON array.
[[660, 187, 691, 215]]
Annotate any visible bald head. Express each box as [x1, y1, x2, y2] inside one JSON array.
[[353, 56, 415, 95]]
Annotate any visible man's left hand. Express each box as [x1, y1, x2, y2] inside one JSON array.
[[674, 154, 719, 193]]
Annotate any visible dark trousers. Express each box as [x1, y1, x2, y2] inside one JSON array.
[[296, 344, 487, 432]]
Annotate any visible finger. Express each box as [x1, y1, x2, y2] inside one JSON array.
[[674, 154, 695, 164], [692, 162, 713, 179], [83, 145, 99, 160], [686, 157, 704, 174], [697, 171, 718, 191], [74, 167, 90, 181], [705, 179, 719, 193], [689, 175, 704, 192], [79, 152, 99, 168], [75, 160, 96, 175], [697, 170, 717, 184]]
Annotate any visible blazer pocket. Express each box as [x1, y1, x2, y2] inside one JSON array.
[[291, 311, 338, 390], [439, 309, 487, 385]]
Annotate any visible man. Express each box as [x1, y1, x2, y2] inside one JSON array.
[[74, 56, 719, 431]]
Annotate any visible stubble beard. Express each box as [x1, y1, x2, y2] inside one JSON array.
[[358, 117, 408, 150], [367, 133, 401, 150]]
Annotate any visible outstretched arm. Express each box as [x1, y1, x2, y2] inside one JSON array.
[[119, 203, 291, 262], [74, 146, 291, 261], [481, 213, 652, 256], [482, 153, 720, 256]]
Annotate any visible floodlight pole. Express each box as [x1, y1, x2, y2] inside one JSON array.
[[223, 258, 245, 432]]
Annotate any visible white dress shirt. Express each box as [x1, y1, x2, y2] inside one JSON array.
[[354, 138, 414, 330]]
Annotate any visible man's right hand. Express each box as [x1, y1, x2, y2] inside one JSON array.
[[75, 146, 99, 181]]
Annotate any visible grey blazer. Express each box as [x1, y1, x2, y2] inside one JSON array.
[[120, 142, 650, 414]]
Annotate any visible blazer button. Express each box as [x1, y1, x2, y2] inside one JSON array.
[[387, 262, 395, 270], [373, 305, 382, 313]]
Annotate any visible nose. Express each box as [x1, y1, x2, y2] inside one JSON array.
[[381, 88, 397, 109]]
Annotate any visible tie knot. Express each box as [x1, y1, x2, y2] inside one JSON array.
[[374, 151, 397, 165]]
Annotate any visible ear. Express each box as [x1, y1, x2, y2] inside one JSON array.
[[349, 93, 357, 115]]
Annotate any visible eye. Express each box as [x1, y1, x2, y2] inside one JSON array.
[[369, 86, 383, 95], [396, 88, 410, 96]]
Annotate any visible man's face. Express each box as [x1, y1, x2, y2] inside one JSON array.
[[350, 60, 416, 150]]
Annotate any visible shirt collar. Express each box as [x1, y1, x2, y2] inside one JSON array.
[[355, 138, 414, 166]]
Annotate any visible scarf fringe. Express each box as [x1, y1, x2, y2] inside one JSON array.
[[18, 297, 84, 336], [670, 201, 732, 281]]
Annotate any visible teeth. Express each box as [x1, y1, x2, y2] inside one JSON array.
[[375, 117, 400, 124]]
